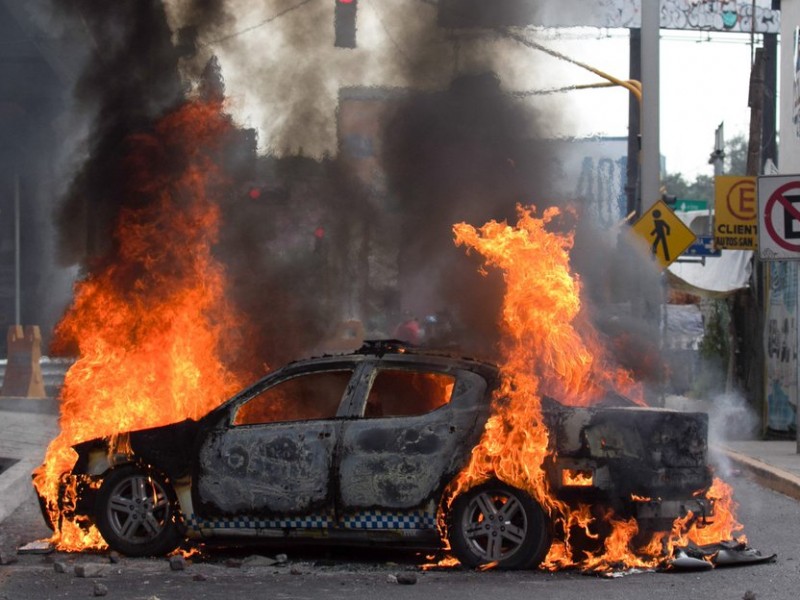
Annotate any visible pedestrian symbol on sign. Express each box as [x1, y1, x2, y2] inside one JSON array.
[[630, 200, 697, 269], [649, 209, 671, 262]]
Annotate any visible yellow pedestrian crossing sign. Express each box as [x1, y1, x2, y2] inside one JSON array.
[[631, 201, 696, 268]]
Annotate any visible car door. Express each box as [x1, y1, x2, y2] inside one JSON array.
[[192, 365, 360, 527], [336, 360, 489, 531]]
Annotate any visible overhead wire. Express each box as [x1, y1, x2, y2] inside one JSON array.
[[202, 0, 319, 47]]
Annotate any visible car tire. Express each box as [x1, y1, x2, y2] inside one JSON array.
[[448, 480, 551, 570], [94, 465, 182, 557]]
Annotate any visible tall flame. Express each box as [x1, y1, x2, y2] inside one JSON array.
[[449, 204, 743, 571], [34, 99, 247, 550]]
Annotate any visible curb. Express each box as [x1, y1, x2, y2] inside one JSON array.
[[0, 458, 40, 524], [0, 405, 59, 525], [718, 446, 800, 502]]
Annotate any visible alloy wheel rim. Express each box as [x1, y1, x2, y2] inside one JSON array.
[[460, 490, 528, 562], [106, 474, 170, 543]]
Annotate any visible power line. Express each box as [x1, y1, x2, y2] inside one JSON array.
[[203, 0, 319, 47]]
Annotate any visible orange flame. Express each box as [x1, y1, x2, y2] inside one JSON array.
[[562, 469, 594, 487], [33, 99, 248, 551], [447, 204, 743, 571]]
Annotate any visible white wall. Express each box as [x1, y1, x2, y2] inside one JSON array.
[[780, 0, 800, 172]]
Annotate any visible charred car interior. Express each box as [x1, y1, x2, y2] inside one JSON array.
[[38, 340, 717, 569]]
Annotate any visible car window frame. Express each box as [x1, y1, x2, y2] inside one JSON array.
[[217, 359, 368, 427], [349, 360, 461, 420]]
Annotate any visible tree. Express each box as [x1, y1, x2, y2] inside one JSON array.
[[725, 134, 748, 175], [662, 134, 748, 199]]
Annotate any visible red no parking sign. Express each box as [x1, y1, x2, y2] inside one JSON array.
[[758, 175, 800, 260]]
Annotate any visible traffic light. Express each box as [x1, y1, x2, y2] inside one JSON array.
[[335, 0, 357, 49], [243, 183, 289, 203]]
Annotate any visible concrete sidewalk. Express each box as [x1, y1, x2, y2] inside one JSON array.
[[0, 397, 59, 524], [718, 440, 800, 502]]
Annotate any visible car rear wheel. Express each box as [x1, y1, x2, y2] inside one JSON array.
[[94, 465, 182, 557], [448, 481, 551, 570]]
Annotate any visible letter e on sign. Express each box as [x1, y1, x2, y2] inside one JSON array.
[[728, 180, 756, 220], [715, 176, 757, 250]]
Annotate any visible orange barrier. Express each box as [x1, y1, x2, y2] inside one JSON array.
[[1, 325, 46, 398]]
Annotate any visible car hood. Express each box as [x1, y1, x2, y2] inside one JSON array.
[[72, 418, 202, 480]]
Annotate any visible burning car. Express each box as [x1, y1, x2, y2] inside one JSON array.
[[36, 340, 715, 569]]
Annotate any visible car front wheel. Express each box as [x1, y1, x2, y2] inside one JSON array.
[[94, 465, 182, 557], [448, 481, 551, 569]]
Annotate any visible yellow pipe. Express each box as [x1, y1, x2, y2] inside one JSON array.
[[501, 29, 641, 106]]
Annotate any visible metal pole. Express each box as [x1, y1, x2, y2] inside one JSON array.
[[640, 0, 660, 212], [627, 27, 641, 217], [14, 170, 20, 325]]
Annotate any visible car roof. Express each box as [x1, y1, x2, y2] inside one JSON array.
[[303, 339, 499, 372]]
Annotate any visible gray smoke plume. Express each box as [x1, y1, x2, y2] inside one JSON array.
[[49, 0, 665, 384]]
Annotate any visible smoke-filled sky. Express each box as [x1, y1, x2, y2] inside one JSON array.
[[160, 1, 754, 178], [40, 0, 666, 379]]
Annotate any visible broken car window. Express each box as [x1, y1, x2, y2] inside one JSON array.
[[233, 370, 354, 425], [364, 369, 455, 418]]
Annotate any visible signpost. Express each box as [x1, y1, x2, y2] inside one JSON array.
[[758, 175, 800, 260], [631, 200, 697, 269], [715, 175, 757, 250], [684, 235, 722, 258], [674, 199, 708, 212]]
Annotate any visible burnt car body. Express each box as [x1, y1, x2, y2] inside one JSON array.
[[38, 341, 712, 568]]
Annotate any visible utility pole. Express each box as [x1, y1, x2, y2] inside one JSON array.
[[709, 122, 725, 177], [626, 28, 641, 216], [761, 5, 779, 167], [13, 169, 21, 325], [640, 0, 660, 212]]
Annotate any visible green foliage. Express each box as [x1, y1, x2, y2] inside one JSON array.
[[663, 134, 748, 200], [691, 299, 732, 397], [699, 299, 731, 361], [662, 172, 713, 202], [726, 135, 748, 175]]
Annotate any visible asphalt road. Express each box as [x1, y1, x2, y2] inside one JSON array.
[[1, 473, 798, 600]]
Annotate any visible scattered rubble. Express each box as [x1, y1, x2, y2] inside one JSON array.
[[16, 540, 53, 555], [169, 555, 187, 571], [241, 555, 277, 568], [74, 563, 106, 578], [53, 560, 68, 573], [93, 581, 108, 597], [387, 572, 418, 585], [396, 573, 418, 585]]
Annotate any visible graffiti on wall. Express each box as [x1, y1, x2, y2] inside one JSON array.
[[594, 0, 779, 33], [794, 28, 800, 139], [575, 155, 628, 231], [765, 262, 798, 433]]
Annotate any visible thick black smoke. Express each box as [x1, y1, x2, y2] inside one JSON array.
[[55, 0, 189, 265], [380, 73, 547, 357], [52, 0, 663, 383], [50, 0, 372, 368], [380, 71, 663, 375]]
